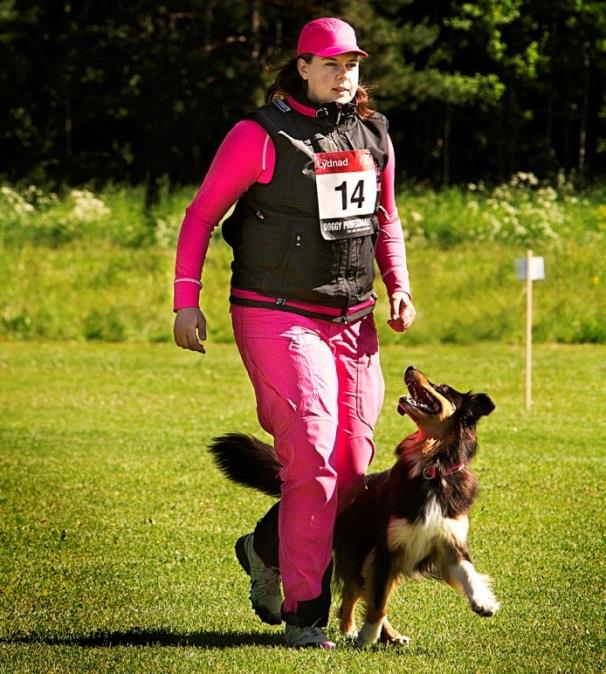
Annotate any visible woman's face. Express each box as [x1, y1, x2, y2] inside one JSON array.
[[297, 53, 360, 105]]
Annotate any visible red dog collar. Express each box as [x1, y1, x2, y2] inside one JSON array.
[[422, 460, 465, 480]]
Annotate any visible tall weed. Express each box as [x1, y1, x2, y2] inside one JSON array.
[[398, 172, 606, 246], [0, 183, 191, 248], [2, 173, 605, 249]]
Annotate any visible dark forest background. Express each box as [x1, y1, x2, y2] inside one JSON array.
[[2, 0, 606, 199]]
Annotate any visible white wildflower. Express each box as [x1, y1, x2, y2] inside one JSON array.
[[0, 185, 35, 217], [70, 189, 111, 222]]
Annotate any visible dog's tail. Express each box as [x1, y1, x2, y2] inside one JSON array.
[[209, 433, 282, 498]]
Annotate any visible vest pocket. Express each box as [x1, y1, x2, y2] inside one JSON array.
[[249, 220, 335, 296], [235, 215, 295, 284]]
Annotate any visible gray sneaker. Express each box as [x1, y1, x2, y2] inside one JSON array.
[[284, 623, 336, 649], [235, 533, 282, 625]]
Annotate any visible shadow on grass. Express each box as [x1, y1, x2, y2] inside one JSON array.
[[0, 627, 285, 649]]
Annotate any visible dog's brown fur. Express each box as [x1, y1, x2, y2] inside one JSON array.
[[210, 366, 499, 646]]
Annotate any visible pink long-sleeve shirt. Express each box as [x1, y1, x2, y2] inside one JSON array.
[[173, 96, 411, 311]]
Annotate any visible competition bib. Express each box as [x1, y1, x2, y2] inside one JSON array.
[[314, 149, 378, 240]]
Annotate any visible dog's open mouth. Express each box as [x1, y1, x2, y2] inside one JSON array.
[[398, 367, 442, 417]]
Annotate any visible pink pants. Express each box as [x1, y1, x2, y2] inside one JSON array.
[[231, 305, 385, 613]]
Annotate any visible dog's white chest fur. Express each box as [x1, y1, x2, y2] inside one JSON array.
[[386, 496, 469, 576]]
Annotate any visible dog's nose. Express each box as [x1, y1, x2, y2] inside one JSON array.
[[406, 365, 416, 374]]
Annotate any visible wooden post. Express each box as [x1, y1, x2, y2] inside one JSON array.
[[525, 249, 533, 409], [516, 251, 543, 409]]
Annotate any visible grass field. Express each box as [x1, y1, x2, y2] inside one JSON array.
[[1, 177, 605, 346], [1, 340, 605, 673]]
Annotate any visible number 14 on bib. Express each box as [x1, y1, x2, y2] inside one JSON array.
[[314, 149, 378, 240]]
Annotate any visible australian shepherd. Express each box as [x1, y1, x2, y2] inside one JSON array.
[[210, 365, 499, 647]]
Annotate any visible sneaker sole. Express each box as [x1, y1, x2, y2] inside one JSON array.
[[235, 536, 282, 626]]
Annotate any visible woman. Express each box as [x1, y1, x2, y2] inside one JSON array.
[[173, 17, 416, 648]]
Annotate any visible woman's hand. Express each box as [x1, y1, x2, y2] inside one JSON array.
[[173, 307, 207, 354], [387, 292, 416, 333]]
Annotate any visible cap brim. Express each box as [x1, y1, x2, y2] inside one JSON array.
[[311, 46, 369, 58]]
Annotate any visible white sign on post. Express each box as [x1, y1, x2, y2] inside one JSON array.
[[515, 256, 545, 281], [515, 251, 545, 409]]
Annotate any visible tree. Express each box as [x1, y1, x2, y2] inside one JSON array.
[[1, 0, 605, 187]]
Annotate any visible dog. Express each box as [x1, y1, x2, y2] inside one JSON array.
[[210, 366, 499, 647]]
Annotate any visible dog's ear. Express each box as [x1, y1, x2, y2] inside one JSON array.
[[468, 393, 495, 419]]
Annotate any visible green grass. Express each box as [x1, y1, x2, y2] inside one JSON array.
[[1, 236, 604, 346], [1, 177, 605, 345], [1, 340, 605, 673]]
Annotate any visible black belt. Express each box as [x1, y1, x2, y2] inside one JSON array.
[[229, 295, 375, 324]]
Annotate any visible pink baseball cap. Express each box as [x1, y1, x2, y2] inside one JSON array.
[[296, 17, 368, 58]]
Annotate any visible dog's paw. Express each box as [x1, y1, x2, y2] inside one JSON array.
[[355, 621, 382, 648], [470, 595, 500, 617], [468, 575, 499, 617], [343, 629, 358, 642], [380, 619, 411, 646], [382, 633, 411, 646]]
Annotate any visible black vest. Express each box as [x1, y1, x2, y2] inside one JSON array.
[[223, 100, 390, 310]]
